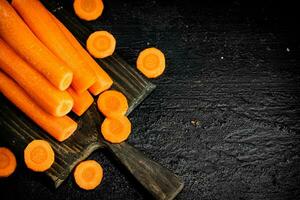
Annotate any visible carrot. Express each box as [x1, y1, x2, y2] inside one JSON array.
[[137, 47, 166, 78], [51, 14, 113, 95], [0, 39, 73, 117], [74, 160, 103, 190], [24, 140, 54, 172], [0, 0, 72, 91], [97, 90, 128, 118], [0, 72, 78, 142], [0, 147, 17, 178], [67, 88, 94, 116], [73, 0, 104, 21], [86, 31, 116, 59], [12, 0, 96, 93], [101, 116, 131, 143]]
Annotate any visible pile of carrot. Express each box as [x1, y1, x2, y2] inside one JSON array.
[[0, 0, 166, 191], [0, 0, 114, 142]]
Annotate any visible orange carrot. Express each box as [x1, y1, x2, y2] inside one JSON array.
[[101, 116, 131, 143], [24, 140, 54, 172], [0, 39, 73, 117], [51, 14, 113, 95], [0, 72, 78, 142], [73, 0, 104, 21], [0, 0, 72, 91], [97, 90, 128, 118], [137, 47, 166, 78], [12, 0, 96, 93], [86, 31, 116, 59], [67, 88, 94, 116], [74, 160, 103, 190], [0, 147, 17, 178]]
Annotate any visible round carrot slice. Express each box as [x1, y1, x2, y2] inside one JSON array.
[[86, 31, 116, 58], [74, 160, 103, 190], [24, 140, 54, 172], [101, 116, 131, 143], [137, 47, 166, 78], [73, 0, 104, 21], [0, 147, 17, 177], [97, 90, 128, 117]]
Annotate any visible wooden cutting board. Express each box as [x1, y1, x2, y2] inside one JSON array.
[[0, 1, 183, 200]]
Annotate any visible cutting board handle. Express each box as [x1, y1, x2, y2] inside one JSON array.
[[105, 142, 184, 200]]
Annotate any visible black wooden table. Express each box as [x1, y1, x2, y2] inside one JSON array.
[[1, 0, 300, 199]]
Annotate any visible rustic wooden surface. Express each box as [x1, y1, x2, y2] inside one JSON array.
[[1, 0, 300, 199]]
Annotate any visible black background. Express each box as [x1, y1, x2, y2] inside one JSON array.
[[1, 0, 300, 199]]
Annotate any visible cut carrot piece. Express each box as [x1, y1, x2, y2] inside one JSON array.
[[73, 0, 104, 21], [0, 39, 73, 117], [0, 72, 78, 142], [137, 47, 166, 78], [0, 147, 17, 178], [12, 0, 96, 93], [86, 31, 116, 59], [101, 116, 131, 143], [67, 88, 94, 116], [74, 160, 103, 190], [0, 0, 73, 91], [24, 140, 54, 172], [97, 90, 128, 118], [51, 14, 113, 95]]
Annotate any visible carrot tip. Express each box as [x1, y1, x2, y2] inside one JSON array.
[[56, 99, 74, 117], [58, 123, 78, 142], [59, 72, 73, 91]]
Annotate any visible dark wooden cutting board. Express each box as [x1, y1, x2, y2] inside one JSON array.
[[0, 1, 183, 199]]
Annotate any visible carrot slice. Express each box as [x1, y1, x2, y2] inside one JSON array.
[[0, 147, 17, 178], [67, 88, 94, 116], [73, 0, 104, 21], [51, 14, 113, 95], [137, 47, 166, 78], [74, 160, 103, 190], [0, 39, 73, 117], [86, 31, 116, 59], [24, 140, 54, 172], [101, 116, 131, 143], [12, 0, 96, 93], [0, 72, 78, 142], [0, 0, 73, 91], [97, 90, 128, 118]]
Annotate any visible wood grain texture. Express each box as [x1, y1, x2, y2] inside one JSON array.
[[1, 0, 300, 199], [105, 142, 184, 200]]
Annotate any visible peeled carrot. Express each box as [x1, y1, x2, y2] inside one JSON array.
[[12, 0, 96, 93], [101, 116, 131, 143], [74, 160, 103, 190], [0, 147, 17, 178], [86, 31, 116, 59], [0, 39, 73, 117], [51, 14, 113, 95], [0, 0, 72, 91], [97, 90, 128, 118], [73, 0, 104, 21], [137, 47, 166, 78], [24, 140, 54, 172], [0, 72, 78, 142], [67, 88, 94, 116]]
